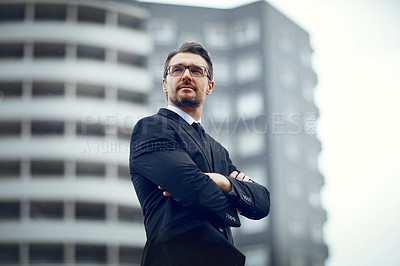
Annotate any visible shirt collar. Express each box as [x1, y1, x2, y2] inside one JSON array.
[[167, 105, 201, 125]]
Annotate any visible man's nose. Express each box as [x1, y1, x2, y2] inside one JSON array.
[[181, 68, 192, 80]]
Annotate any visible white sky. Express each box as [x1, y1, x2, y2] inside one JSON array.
[[139, 1, 400, 265]]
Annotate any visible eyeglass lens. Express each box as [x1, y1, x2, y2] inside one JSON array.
[[169, 65, 205, 77]]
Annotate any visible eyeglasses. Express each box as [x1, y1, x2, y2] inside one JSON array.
[[166, 64, 211, 80]]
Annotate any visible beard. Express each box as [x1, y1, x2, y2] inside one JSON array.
[[168, 82, 202, 108], [170, 94, 201, 108]]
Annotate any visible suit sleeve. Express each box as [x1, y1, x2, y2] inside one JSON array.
[[226, 178, 270, 220], [130, 116, 240, 227], [219, 146, 270, 220]]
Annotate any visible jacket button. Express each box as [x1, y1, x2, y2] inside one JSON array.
[[219, 227, 224, 233]]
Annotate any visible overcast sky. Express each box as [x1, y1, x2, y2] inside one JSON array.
[[139, 1, 400, 265]]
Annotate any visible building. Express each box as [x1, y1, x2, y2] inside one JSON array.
[[0, 0, 328, 265], [0, 0, 151, 265], [143, 1, 328, 266]]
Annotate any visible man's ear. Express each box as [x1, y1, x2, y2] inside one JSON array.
[[206, 81, 215, 95], [162, 78, 168, 93]]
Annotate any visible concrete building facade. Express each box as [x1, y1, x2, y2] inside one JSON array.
[[0, 0, 151, 265]]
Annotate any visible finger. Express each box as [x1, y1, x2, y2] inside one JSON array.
[[163, 191, 171, 197], [236, 172, 246, 180], [229, 171, 239, 178], [242, 175, 250, 182], [158, 186, 164, 190]]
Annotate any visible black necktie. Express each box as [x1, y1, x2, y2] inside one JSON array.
[[192, 122, 214, 169], [192, 122, 206, 141]]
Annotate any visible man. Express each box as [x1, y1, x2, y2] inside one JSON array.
[[130, 42, 270, 266]]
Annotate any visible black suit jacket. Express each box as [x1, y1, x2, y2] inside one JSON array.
[[130, 108, 270, 266]]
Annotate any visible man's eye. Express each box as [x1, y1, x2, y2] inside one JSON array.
[[172, 67, 183, 73], [191, 67, 202, 74]]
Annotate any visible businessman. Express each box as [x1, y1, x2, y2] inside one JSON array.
[[129, 42, 270, 266]]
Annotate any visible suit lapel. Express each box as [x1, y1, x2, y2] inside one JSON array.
[[158, 108, 214, 171]]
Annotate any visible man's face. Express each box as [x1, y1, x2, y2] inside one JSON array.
[[163, 53, 214, 108]]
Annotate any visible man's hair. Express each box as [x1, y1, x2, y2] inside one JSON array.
[[163, 42, 213, 81]]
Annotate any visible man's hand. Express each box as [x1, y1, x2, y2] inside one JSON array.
[[229, 171, 251, 182], [205, 173, 232, 193], [158, 186, 171, 196]]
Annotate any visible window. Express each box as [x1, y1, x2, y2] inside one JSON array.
[[77, 45, 105, 61], [234, 20, 260, 46], [34, 4, 67, 21], [30, 160, 64, 177], [301, 78, 315, 102], [149, 19, 176, 44], [78, 6, 105, 24], [237, 133, 264, 157], [0, 121, 21, 136], [29, 244, 64, 264], [299, 46, 312, 67], [0, 4, 25, 21], [0, 81, 22, 98], [75, 202, 105, 220], [310, 222, 323, 243], [308, 184, 321, 207], [118, 165, 129, 179], [205, 93, 231, 123], [76, 84, 105, 99], [278, 25, 295, 54], [118, 51, 146, 67], [118, 13, 143, 30], [75, 244, 106, 263], [76, 122, 105, 136], [204, 23, 229, 49], [118, 206, 143, 223], [150, 55, 165, 78], [287, 173, 302, 199], [119, 246, 142, 265], [117, 126, 131, 140], [279, 61, 296, 89], [0, 202, 20, 219], [305, 143, 320, 172], [34, 43, 65, 58], [284, 137, 301, 161], [32, 82, 64, 97], [212, 58, 230, 84], [117, 89, 147, 104], [0, 43, 23, 59], [0, 161, 20, 177], [235, 55, 262, 82], [30, 201, 63, 219], [31, 121, 64, 135], [0, 244, 19, 264], [237, 90, 263, 117], [76, 161, 105, 177]]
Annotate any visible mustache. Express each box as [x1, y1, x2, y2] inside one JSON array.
[[177, 81, 196, 90]]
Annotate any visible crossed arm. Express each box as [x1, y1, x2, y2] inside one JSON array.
[[159, 170, 270, 220], [159, 171, 249, 196]]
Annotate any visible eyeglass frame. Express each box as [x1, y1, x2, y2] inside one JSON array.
[[165, 64, 212, 81]]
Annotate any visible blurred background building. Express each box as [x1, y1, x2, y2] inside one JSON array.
[[0, 0, 327, 265], [0, 0, 151, 265]]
